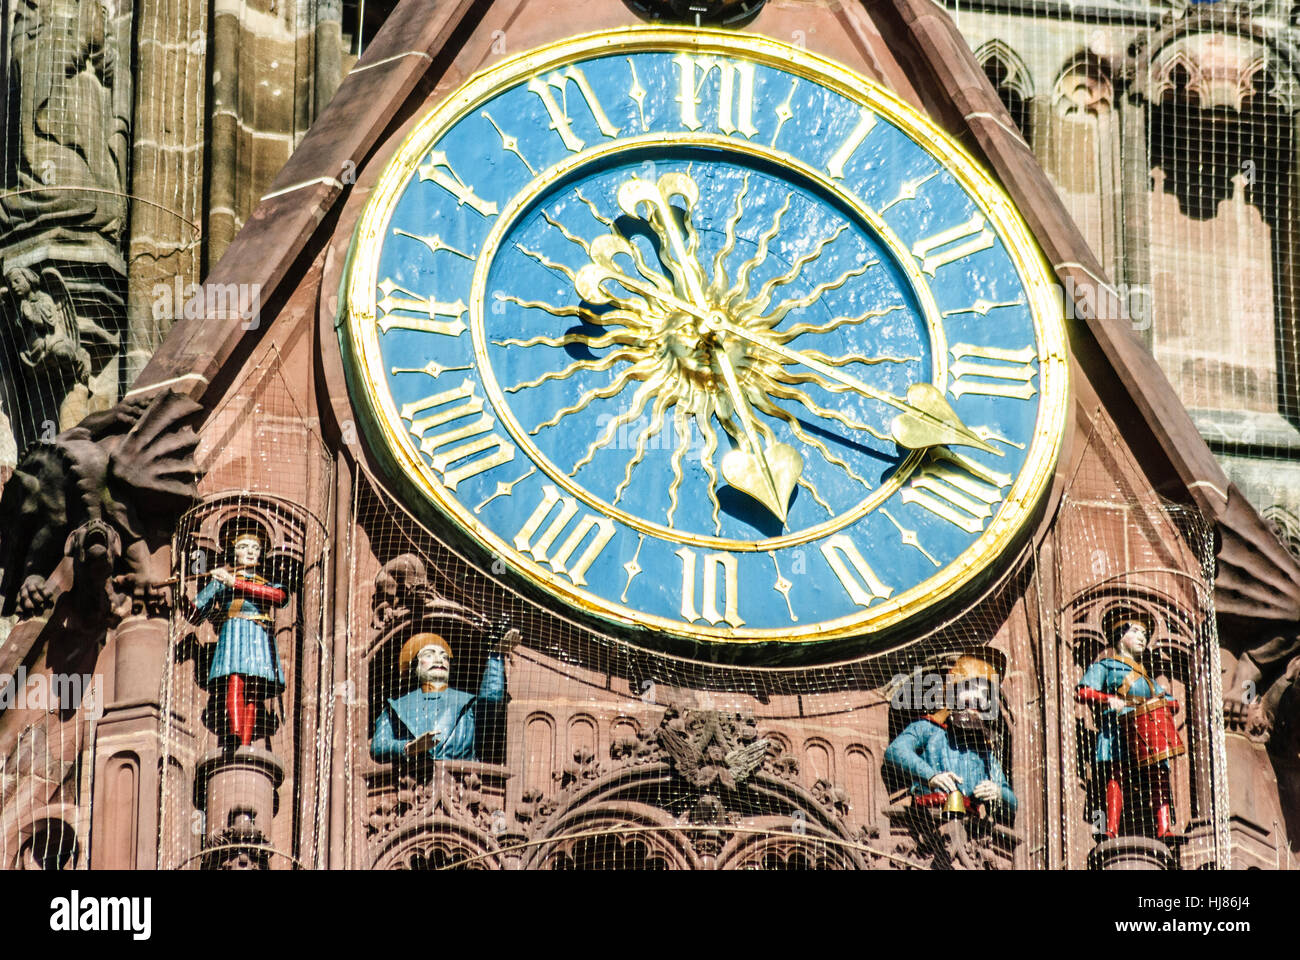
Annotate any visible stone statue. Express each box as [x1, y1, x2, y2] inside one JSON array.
[[370, 621, 519, 764], [1076, 608, 1182, 840], [0, 390, 200, 697], [1, 0, 129, 242], [370, 553, 491, 633], [0, 390, 201, 621], [190, 520, 291, 748], [884, 655, 1017, 822], [2, 265, 91, 426]]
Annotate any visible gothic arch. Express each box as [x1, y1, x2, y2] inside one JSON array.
[[5, 804, 81, 870], [371, 817, 503, 870], [1129, 14, 1300, 112], [513, 756, 868, 869], [975, 39, 1034, 140], [713, 820, 860, 870], [1054, 53, 1114, 116]]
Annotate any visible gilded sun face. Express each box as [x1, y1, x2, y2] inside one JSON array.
[[492, 169, 917, 530]]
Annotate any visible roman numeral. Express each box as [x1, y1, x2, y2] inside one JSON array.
[[375, 279, 467, 336], [676, 547, 744, 627], [513, 485, 615, 587], [911, 214, 994, 275], [527, 66, 620, 153], [418, 150, 498, 217], [820, 534, 893, 608], [826, 107, 877, 180], [673, 54, 758, 138], [400, 379, 515, 490], [949, 343, 1038, 401], [901, 448, 1012, 534]]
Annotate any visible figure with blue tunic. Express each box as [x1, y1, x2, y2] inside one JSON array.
[[1076, 608, 1181, 840], [191, 520, 290, 748], [884, 656, 1016, 822], [370, 620, 519, 763]]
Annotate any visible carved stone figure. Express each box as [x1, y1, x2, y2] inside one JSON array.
[[1227, 627, 1300, 750], [1, 266, 91, 427], [190, 519, 291, 748], [0, 0, 129, 243], [1076, 608, 1183, 840], [371, 553, 490, 633], [0, 390, 201, 622], [884, 655, 1017, 822], [370, 620, 519, 763], [656, 705, 769, 790]]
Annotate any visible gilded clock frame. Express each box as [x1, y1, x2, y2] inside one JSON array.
[[340, 26, 1070, 644]]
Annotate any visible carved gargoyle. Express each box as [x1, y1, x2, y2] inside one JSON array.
[[1227, 627, 1300, 750], [371, 553, 490, 633], [0, 389, 202, 625]]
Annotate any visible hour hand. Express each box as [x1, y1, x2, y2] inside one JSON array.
[[713, 347, 802, 524]]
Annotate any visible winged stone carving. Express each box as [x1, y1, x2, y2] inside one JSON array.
[[656, 704, 770, 790]]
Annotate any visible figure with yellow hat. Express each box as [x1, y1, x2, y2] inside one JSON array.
[[884, 655, 1016, 820], [370, 618, 520, 763], [1076, 606, 1181, 840], [191, 519, 289, 747]]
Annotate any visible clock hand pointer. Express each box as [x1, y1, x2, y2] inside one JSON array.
[[705, 316, 998, 455], [713, 346, 798, 523]]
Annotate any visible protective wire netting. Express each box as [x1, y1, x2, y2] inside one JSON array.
[[1054, 412, 1228, 868], [345, 460, 1047, 870], [157, 350, 332, 869], [944, 0, 1300, 547], [0, 0, 1250, 873], [336, 403, 1227, 869]]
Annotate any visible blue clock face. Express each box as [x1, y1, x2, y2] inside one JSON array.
[[342, 30, 1067, 645]]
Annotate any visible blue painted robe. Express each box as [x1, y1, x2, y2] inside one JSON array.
[[370, 655, 506, 762], [194, 574, 288, 689], [884, 717, 1017, 811], [1077, 656, 1168, 763]]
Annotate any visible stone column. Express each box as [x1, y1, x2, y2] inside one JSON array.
[[195, 746, 285, 869], [1088, 835, 1178, 870], [89, 614, 171, 869], [124, 0, 209, 387], [1117, 86, 1154, 350]]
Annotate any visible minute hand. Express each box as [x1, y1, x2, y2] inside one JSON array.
[[709, 317, 998, 455]]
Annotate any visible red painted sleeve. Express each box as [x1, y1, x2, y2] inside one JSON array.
[[1075, 686, 1111, 705], [232, 578, 288, 606]]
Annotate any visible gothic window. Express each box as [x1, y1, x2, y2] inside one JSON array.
[[1143, 37, 1300, 423], [977, 42, 1034, 144]]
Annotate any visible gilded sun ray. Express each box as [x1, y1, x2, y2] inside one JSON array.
[[503, 170, 925, 530]]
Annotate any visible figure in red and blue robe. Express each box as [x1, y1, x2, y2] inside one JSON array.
[[193, 570, 288, 746]]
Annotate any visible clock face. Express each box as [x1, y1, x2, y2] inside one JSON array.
[[341, 29, 1067, 645]]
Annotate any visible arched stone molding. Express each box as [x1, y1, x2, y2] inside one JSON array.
[[529, 800, 699, 870], [365, 760, 510, 869], [1130, 21, 1300, 113], [6, 803, 81, 870], [513, 742, 870, 869], [975, 39, 1034, 140], [371, 817, 503, 870], [1065, 580, 1207, 664], [1054, 53, 1115, 116], [176, 493, 320, 591], [974, 39, 1034, 101], [713, 817, 861, 870]]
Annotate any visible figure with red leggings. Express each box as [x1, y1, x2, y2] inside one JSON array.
[[192, 521, 289, 747], [1076, 607, 1178, 840]]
